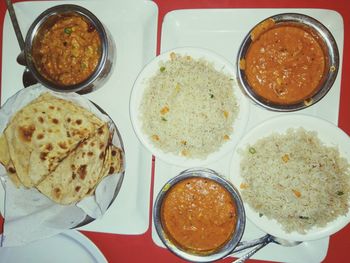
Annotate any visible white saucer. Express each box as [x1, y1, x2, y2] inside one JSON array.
[[0, 230, 107, 263]]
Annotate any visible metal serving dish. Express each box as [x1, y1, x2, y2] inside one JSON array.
[[153, 168, 246, 262], [24, 4, 115, 94], [236, 13, 339, 111]]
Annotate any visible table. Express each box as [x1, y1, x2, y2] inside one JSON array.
[[0, 0, 349, 262]]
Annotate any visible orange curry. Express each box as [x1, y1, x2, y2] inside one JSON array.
[[161, 177, 237, 254], [34, 15, 101, 86], [244, 21, 326, 104]]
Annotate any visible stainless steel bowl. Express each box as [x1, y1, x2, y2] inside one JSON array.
[[24, 4, 115, 94], [153, 168, 246, 262], [236, 13, 339, 111]]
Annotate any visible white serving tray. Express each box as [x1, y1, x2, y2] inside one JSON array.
[[1, 0, 158, 235], [151, 8, 344, 263]]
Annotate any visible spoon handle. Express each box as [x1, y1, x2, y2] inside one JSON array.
[[5, 0, 25, 50], [230, 234, 270, 254], [232, 240, 271, 263]]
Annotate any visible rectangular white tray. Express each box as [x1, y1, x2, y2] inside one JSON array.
[[151, 8, 344, 263], [1, 0, 158, 235]]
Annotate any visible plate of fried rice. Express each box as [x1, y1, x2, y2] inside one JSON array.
[[230, 114, 350, 241], [130, 47, 250, 167]]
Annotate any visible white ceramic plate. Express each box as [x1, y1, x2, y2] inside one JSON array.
[[130, 47, 250, 167], [0, 230, 107, 263], [229, 114, 350, 242]]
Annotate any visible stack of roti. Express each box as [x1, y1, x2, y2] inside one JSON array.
[[0, 93, 123, 205]]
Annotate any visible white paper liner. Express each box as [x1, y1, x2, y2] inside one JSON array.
[[0, 84, 124, 247]]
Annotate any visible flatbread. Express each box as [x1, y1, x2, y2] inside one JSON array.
[[4, 93, 104, 187], [0, 134, 22, 187], [0, 134, 10, 166], [7, 161, 22, 188], [0, 92, 124, 205], [85, 142, 112, 196], [36, 123, 110, 205], [108, 145, 123, 176]]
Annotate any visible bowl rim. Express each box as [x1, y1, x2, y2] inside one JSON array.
[[153, 168, 246, 262], [24, 4, 109, 92], [236, 12, 339, 112]]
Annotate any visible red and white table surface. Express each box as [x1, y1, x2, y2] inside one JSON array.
[[0, 0, 349, 262]]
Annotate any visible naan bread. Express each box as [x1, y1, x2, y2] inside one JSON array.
[[4, 93, 104, 187], [94, 145, 123, 187], [6, 161, 22, 188], [108, 145, 123, 176], [84, 142, 112, 196], [0, 134, 10, 166], [0, 92, 124, 205], [0, 134, 22, 187], [36, 123, 110, 205]]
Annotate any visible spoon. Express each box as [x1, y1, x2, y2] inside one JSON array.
[[5, 0, 37, 87], [229, 234, 272, 254], [232, 234, 302, 263]]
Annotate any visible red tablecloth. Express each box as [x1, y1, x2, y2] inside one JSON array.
[[0, 0, 349, 262]]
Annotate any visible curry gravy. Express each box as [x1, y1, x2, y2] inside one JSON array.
[[161, 177, 237, 254], [244, 23, 326, 104], [33, 15, 101, 86]]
